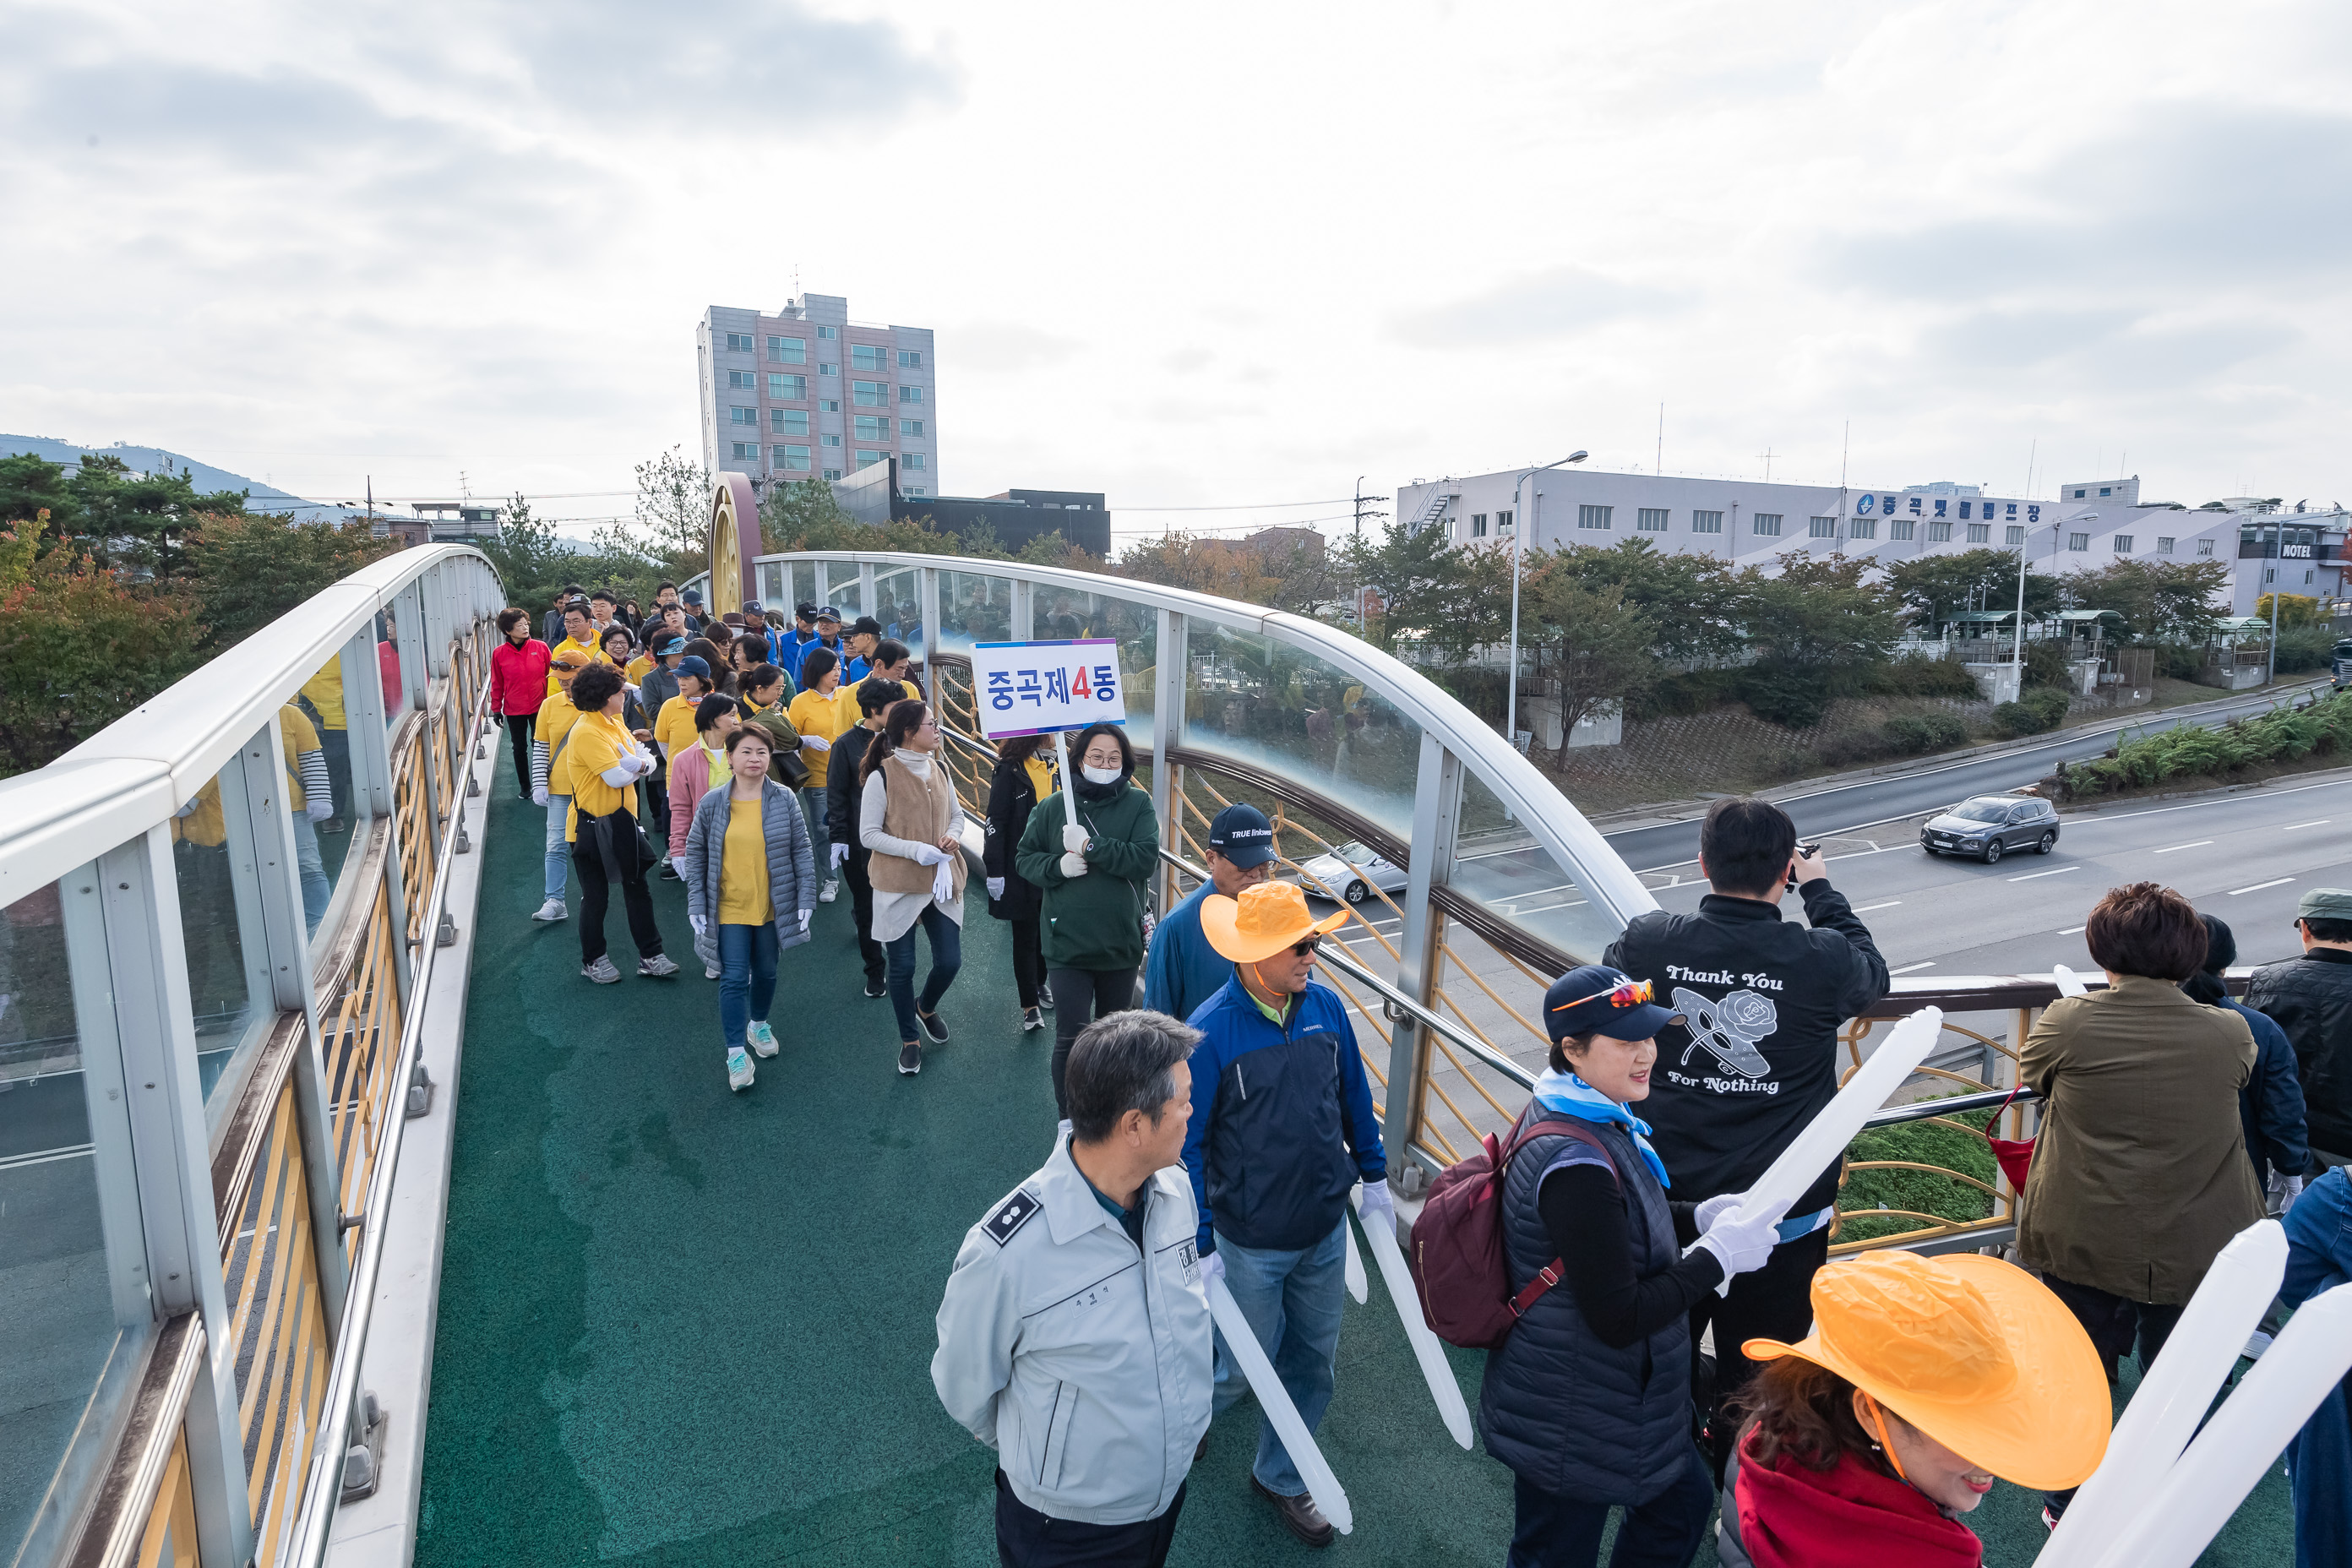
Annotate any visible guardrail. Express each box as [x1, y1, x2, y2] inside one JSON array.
[[0, 545, 499, 1568]]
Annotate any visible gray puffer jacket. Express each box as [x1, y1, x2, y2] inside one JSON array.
[[678, 777, 816, 966]]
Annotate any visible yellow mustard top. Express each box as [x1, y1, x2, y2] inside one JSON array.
[[564, 710, 639, 839], [719, 794, 770, 925], [279, 704, 321, 810], [300, 658, 346, 728]]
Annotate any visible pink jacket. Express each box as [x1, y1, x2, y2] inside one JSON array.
[[668, 740, 724, 856], [491, 639, 551, 716]]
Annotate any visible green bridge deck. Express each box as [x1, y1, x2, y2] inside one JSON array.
[[413, 790, 2295, 1565]]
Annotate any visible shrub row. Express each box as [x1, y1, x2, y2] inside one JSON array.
[[1991, 687, 2072, 738], [2052, 691, 2352, 799]]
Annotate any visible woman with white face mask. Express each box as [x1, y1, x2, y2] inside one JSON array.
[[1014, 721, 1160, 1121]]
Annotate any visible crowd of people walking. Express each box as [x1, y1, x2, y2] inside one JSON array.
[[485, 589, 2352, 1565]]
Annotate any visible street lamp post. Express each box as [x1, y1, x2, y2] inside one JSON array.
[[1505, 451, 1588, 749], [2010, 517, 2074, 699]]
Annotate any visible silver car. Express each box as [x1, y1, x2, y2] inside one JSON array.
[[1919, 795, 2061, 865], [1298, 841, 1408, 905]]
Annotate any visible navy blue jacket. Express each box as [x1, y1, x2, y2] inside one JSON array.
[[1180, 977, 1386, 1255], [2222, 997, 2311, 1180], [1479, 1117, 1694, 1504], [1142, 884, 1228, 1026]]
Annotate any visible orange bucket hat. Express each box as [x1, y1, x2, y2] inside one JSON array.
[[1744, 1250, 2109, 1490], [1200, 881, 1349, 966]]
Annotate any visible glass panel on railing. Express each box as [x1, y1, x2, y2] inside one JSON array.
[[1451, 769, 1625, 968], [757, 561, 786, 608], [297, 633, 372, 944], [936, 570, 1014, 657], [1179, 621, 1418, 837], [874, 565, 923, 662], [0, 878, 153, 1567], [825, 567, 863, 623], [172, 754, 273, 1112], [377, 609, 408, 729]]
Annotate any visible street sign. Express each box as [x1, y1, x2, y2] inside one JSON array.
[[970, 639, 1126, 739]]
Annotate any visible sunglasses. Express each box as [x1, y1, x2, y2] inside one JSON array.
[[1292, 936, 1322, 957], [1548, 976, 1653, 1015], [550, 661, 584, 672]]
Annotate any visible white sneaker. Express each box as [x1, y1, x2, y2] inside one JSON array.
[[746, 1019, 778, 1057], [727, 1047, 754, 1092], [819, 879, 839, 904], [581, 956, 622, 984], [533, 897, 567, 922], [705, 962, 723, 981], [2245, 1330, 2274, 1359]]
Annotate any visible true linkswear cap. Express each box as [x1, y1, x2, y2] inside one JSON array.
[[1206, 804, 1275, 869]]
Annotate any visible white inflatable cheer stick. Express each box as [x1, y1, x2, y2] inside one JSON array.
[[1352, 1189, 1473, 1448], [1208, 1278, 1353, 1533]]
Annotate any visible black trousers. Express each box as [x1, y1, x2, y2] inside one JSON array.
[[1010, 914, 1045, 1010], [506, 714, 535, 798], [319, 725, 351, 821], [843, 844, 885, 983], [573, 833, 663, 965], [1688, 1226, 1829, 1478], [641, 760, 670, 848], [1048, 966, 1137, 1116], [2039, 1271, 2186, 1515], [995, 1469, 1185, 1568]]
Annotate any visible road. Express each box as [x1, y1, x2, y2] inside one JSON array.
[[1601, 678, 2330, 873]]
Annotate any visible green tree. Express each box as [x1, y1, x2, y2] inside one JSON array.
[[1339, 518, 1502, 660], [0, 453, 80, 540], [475, 493, 575, 614], [2257, 591, 2322, 628], [1554, 537, 1741, 665], [0, 451, 252, 576], [2061, 558, 2231, 642], [633, 445, 710, 563], [186, 512, 401, 651], [0, 527, 208, 775], [1885, 547, 2063, 629], [1522, 558, 1657, 766], [1734, 553, 1899, 726], [1117, 532, 1281, 602]]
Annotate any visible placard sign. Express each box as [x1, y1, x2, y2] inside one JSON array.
[[971, 638, 1126, 738]]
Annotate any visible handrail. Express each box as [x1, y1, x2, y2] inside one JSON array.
[[1155, 847, 1539, 1093], [286, 661, 494, 1567]]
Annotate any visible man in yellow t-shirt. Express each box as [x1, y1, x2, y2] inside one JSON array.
[[546, 601, 610, 695], [299, 654, 351, 833], [530, 651, 591, 922], [830, 639, 921, 735], [280, 703, 334, 934]]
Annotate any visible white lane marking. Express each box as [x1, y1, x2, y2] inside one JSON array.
[[2154, 840, 2214, 854], [1850, 900, 1902, 912], [0, 1143, 94, 1172], [2008, 865, 2081, 882], [1890, 961, 1937, 974], [2058, 925, 2087, 934], [2286, 819, 2332, 830], [2229, 878, 2295, 896]]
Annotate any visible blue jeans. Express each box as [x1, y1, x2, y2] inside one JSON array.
[[291, 814, 329, 935], [542, 794, 571, 901], [1211, 1217, 1347, 1497], [1508, 1446, 1713, 1568], [717, 922, 779, 1054], [2284, 1168, 2352, 1567], [800, 787, 830, 879], [885, 904, 961, 1043]]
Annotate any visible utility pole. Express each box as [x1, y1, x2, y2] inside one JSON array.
[[1352, 475, 1389, 629], [1757, 448, 1776, 482]]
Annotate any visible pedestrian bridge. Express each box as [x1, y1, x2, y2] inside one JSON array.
[[0, 542, 2295, 1566]]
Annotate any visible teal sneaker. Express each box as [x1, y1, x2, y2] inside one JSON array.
[[727, 1047, 754, 1092], [746, 1019, 778, 1058]]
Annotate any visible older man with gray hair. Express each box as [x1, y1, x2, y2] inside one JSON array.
[[934, 1010, 1212, 1568]]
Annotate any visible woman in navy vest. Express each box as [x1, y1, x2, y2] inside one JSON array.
[[1482, 966, 1787, 1568]]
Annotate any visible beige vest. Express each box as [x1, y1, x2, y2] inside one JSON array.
[[870, 754, 967, 898]]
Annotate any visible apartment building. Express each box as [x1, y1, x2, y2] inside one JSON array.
[[697, 294, 936, 496], [1395, 467, 2346, 615]]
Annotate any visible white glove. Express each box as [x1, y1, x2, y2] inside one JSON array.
[[1358, 1179, 1395, 1237], [1200, 1250, 1225, 1291], [1695, 1192, 1741, 1230], [987, 877, 1005, 900], [532, 786, 549, 807], [1059, 851, 1089, 878], [932, 859, 955, 903], [803, 735, 830, 752], [306, 798, 334, 824], [830, 842, 849, 870], [1062, 823, 1090, 854], [798, 909, 811, 933], [689, 912, 707, 937], [911, 843, 947, 867], [1694, 1203, 1783, 1280], [2270, 1171, 2306, 1215]]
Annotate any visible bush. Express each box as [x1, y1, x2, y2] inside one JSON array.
[[1876, 655, 1984, 700], [2021, 641, 2074, 691], [2054, 691, 2352, 798], [2275, 625, 2335, 674], [1922, 711, 1968, 749], [2022, 687, 2071, 729], [1991, 700, 2040, 738], [1882, 715, 1934, 754], [1817, 730, 1894, 768], [1838, 1099, 2001, 1244], [1741, 667, 1830, 729]]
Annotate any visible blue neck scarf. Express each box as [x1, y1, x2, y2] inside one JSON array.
[[1533, 1066, 1670, 1189]]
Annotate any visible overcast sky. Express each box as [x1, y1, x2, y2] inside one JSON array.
[[7, 0, 2349, 544]]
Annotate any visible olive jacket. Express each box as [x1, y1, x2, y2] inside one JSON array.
[[2017, 975, 2265, 1304]]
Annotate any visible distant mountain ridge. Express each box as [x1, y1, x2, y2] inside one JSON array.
[[0, 433, 341, 524]]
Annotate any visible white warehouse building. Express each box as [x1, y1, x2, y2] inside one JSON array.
[[1395, 468, 2347, 618]]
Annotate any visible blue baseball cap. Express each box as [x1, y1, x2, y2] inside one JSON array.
[[1544, 965, 1682, 1043], [1207, 804, 1276, 869], [814, 605, 841, 623], [675, 655, 712, 681]]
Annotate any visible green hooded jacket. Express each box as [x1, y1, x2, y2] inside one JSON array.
[[1015, 776, 1159, 970]]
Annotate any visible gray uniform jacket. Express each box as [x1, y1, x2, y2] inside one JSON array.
[[677, 778, 816, 967], [932, 1136, 1212, 1527]]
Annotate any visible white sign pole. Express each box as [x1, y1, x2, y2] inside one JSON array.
[[1053, 729, 1079, 833], [1352, 1192, 1473, 1448], [1208, 1278, 1353, 1533]]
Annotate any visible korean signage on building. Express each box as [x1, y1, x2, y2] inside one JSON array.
[[1853, 493, 2042, 524], [971, 639, 1128, 738]]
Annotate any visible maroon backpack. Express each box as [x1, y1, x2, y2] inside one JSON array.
[[1407, 1112, 1615, 1350]]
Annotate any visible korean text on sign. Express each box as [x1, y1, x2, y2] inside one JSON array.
[[970, 638, 1127, 739]]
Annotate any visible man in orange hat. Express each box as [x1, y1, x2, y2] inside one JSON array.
[[1179, 880, 1381, 1549]]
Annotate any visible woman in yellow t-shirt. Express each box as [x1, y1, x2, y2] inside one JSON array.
[[786, 646, 847, 896], [676, 725, 815, 1092], [562, 664, 677, 985]]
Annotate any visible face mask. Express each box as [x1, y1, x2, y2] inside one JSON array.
[[1081, 764, 1122, 787]]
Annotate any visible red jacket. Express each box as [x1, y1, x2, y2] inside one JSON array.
[[1734, 1429, 1980, 1568], [492, 639, 552, 716]]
